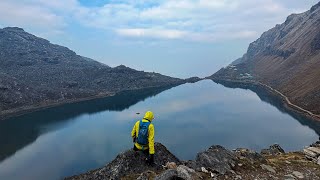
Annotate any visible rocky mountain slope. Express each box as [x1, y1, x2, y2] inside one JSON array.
[[209, 2, 320, 115], [66, 142, 320, 180], [0, 27, 187, 118]]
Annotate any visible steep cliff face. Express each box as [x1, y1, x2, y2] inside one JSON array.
[[211, 2, 320, 114], [0, 27, 184, 116]]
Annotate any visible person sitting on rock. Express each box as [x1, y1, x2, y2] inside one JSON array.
[[131, 111, 155, 165]]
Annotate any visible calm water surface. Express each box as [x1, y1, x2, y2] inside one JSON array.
[[0, 80, 319, 180]]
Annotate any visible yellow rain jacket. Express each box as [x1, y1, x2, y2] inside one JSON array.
[[131, 111, 155, 154]]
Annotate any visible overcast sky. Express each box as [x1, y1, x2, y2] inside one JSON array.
[[0, 0, 318, 78]]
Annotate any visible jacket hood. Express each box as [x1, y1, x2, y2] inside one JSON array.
[[144, 111, 154, 121]]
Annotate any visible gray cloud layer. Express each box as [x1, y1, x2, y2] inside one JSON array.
[[0, 0, 318, 42]]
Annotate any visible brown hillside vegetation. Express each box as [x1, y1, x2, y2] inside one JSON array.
[[211, 2, 320, 115]]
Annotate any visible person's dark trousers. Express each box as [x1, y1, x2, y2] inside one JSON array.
[[133, 144, 154, 165], [133, 144, 149, 155]]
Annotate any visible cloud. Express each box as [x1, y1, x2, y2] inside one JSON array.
[[0, 0, 66, 29], [76, 0, 310, 42], [116, 28, 258, 42], [0, 0, 317, 42], [116, 28, 187, 39]]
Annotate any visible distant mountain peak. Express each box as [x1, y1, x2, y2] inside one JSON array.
[[0, 27, 184, 116], [114, 64, 135, 70], [115, 65, 127, 69], [2, 27, 25, 32], [310, 1, 320, 12]]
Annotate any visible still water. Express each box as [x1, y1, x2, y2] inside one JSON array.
[[0, 80, 319, 180]]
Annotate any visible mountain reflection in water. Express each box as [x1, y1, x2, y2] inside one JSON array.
[[0, 80, 318, 180], [0, 85, 174, 162], [213, 79, 320, 136]]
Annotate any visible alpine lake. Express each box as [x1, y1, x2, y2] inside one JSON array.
[[0, 80, 319, 180]]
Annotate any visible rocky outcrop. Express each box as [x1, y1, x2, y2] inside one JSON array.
[[0, 27, 185, 119], [209, 2, 320, 115], [261, 144, 285, 156], [234, 148, 267, 163], [186, 145, 237, 175], [66, 143, 180, 180], [303, 139, 320, 164], [66, 142, 320, 180]]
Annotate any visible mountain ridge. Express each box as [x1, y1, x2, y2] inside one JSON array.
[[0, 27, 195, 119], [209, 2, 320, 116]]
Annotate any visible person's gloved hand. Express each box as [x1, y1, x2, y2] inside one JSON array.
[[146, 154, 154, 165]]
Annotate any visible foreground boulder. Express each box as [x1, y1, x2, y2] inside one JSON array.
[[155, 165, 200, 180], [186, 145, 237, 175], [66, 143, 180, 180], [196, 145, 237, 174], [303, 140, 320, 164]]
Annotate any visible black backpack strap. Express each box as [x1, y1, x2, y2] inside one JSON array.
[[143, 118, 151, 122]]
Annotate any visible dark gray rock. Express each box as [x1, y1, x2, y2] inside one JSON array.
[[176, 165, 200, 180], [310, 140, 320, 148], [184, 160, 202, 172], [155, 166, 200, 180], [310, 1, 320, 13], [262, 46, 295, 59], [191, 145, 238, 175], [137, 170, 157, 180], [311, 31, 320, 51], [154, 169, 181, 180], [65, 143, 180, 180], [234, 148, 267, 163], [260, 164, 276, 173], [261, 144, 285, 156]]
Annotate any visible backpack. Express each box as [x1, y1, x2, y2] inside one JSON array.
[[137, 120, 151, 145]]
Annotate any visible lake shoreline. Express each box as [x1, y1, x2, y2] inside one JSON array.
[[209, 78, 320, 123], [0, 83, 184, 121], [0, 92, 115, 120], [2, 78, 319, 123]]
